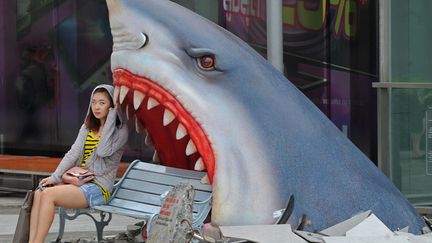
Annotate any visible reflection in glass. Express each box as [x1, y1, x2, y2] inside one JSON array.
[[391, 89, 432, 205]]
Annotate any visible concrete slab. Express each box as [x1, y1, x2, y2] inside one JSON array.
[[395, 231, 432, 243], [294, 231, 324, 242], [220, 224, 308, 243], [324, 234, 432, 243], [407, 235, 432, 243], [346, 214, 393, 237], [323, 236, 410, 243], [320, 210, 371, 236]]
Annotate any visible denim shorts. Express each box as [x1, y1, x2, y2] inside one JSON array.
[[79, 182, 105, 208]]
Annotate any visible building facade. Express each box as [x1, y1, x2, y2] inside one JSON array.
[[0, 0, 430, 205], [376, 0, 432, 205]]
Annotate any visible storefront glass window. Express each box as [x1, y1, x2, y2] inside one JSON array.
[[389, 0, 432, 205], [0, 1, 150, 160], [221, 0, 378, 159]]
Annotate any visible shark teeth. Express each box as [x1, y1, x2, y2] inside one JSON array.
[[126, 105, 130, 120], [120, 86, 130, 104], [135, 117, 145, 133], [147, 97, 159, 110], [133, 90, 145, 110], [114, 86, 120, 105], [153, 151, 160, 163], [145, 134, 152, 145], [186, 139, 197, 156], [194, 158, 206, 171], [201, 174, 210, 184], [113, 83, 210, 183], [176, 124, 187, 140], [127, 104, 135, 120], [163, 109, 175, 126]]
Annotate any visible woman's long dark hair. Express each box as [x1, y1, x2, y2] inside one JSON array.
[[85, 88, 120, 132]]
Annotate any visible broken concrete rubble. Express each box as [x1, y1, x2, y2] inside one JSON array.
[[60, 212, 432, 243]]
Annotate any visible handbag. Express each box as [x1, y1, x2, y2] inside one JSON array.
[[62, 166, 95, 186], [12, 190, 34, 243]]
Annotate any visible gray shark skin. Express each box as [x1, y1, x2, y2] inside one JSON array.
[[106, 0, 426, 234]]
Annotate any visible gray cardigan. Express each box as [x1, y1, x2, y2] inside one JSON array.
[[50, 93, 128, 193]]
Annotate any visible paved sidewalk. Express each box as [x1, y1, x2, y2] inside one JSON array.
[[0, 191, 139, 243]]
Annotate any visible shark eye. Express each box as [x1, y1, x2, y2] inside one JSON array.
[[197, 55, 216, 71]]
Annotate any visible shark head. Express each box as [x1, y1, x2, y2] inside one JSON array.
[[106, 0, 426, 233], [107, 0, 286, 225]]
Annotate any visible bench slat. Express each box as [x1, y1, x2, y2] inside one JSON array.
[[127, 169, 211, 191], [115, 189, 163, 207], [119, 178, 173, 195], [108, 198, 161, 214], [114, 189, 206, 214], [93, 204, 204, 219], [118, 179, 211, 202], [134, 162, 206, 180], [93, 205, 154, 219]]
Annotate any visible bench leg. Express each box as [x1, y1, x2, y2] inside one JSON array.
[[56, 208, 112, 242], [92, 211, 112, 242], [55, 208, 67, 243], [146, 214, 158, 239]]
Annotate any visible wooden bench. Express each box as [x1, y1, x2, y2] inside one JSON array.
[[56, 160, 213, 242], [0, 155, 128, 192], [0, 155, 60, 192]]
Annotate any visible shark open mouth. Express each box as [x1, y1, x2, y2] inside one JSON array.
[[113, 69, 215, 184]]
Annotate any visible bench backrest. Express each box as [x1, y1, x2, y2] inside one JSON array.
[[108, 160, 212, 224]]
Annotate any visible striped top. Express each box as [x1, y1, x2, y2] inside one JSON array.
[[80, 130, 100, 167], [80, 130, 111, 203]]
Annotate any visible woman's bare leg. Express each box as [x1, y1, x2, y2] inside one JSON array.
[[29, 189, 42, 242], [31, 184, 88, 243]]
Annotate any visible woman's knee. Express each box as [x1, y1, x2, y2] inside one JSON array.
[[38, 188, 56, 204], [33, 189, 43, 203], [34, 189, 41, 198]]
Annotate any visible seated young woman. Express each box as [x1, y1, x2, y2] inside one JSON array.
[[29, 84, 129, 243]]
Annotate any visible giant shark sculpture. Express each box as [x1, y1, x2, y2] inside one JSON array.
[[105, 0, 426, 234]]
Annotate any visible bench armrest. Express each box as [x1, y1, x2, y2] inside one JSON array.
[[192, 195, 212, 228]]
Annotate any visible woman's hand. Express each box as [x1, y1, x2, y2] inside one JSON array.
[[113, 102, 127, 124], [39, 177, 55, 187]]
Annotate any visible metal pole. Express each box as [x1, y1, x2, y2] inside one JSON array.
[[266, 0, 284, 73], [377, 0, 390, 176]]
